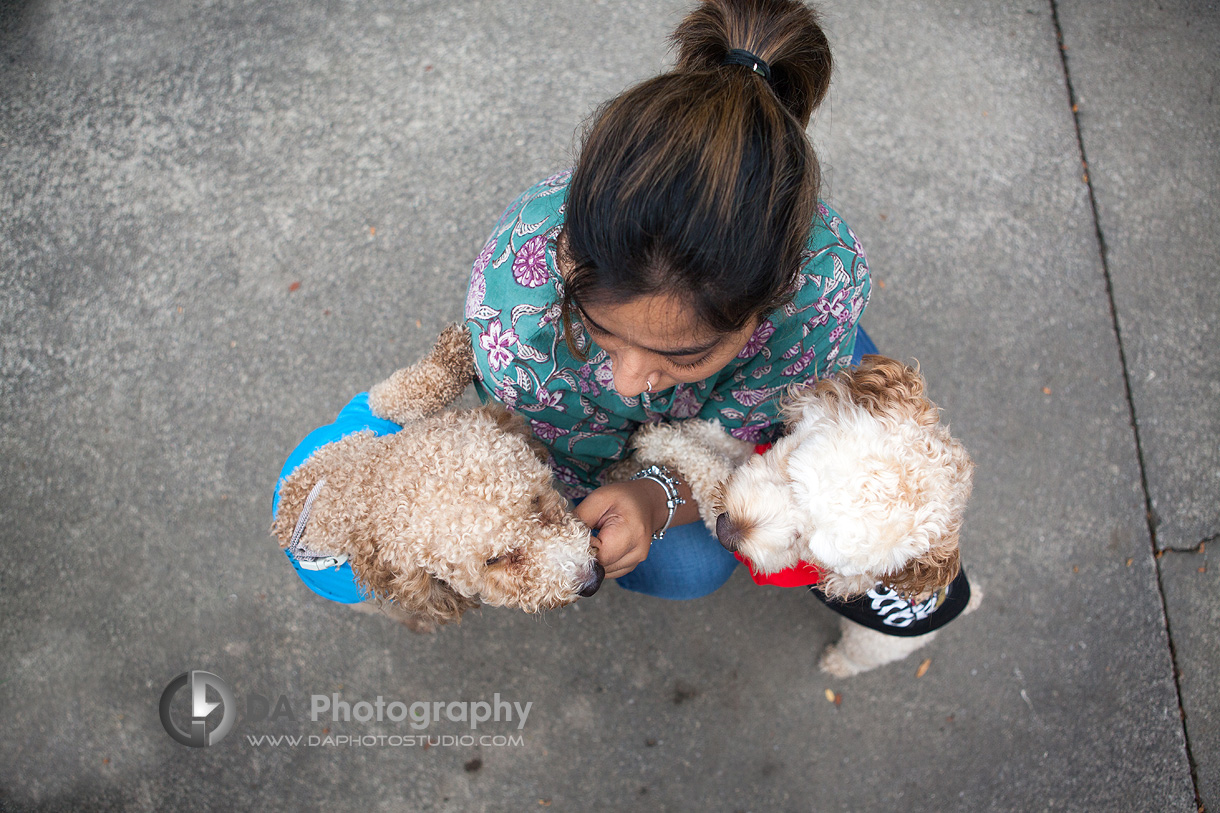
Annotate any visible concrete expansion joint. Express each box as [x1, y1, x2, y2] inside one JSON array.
[[1044, 9, 1220, 802], [1153, 539, 1210, 809], [1049, 0, 1157, 546]]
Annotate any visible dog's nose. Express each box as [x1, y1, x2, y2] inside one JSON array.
[[578, 561, 605, 597], [717, 513, 741, 552]]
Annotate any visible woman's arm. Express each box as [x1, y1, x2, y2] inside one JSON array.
[[573, 475, 700, 580]]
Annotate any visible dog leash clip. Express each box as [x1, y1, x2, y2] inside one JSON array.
[[287, 478, 350, 571]]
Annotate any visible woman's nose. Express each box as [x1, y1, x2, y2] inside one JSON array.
[[610, 351, 656, 397]]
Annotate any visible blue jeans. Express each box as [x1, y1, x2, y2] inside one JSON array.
[[611, 517, 742, 599], [612, 326, 878, 600]]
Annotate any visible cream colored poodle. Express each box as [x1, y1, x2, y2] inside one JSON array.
[[271, 324, 603, 632], [626, 355, 979, 675]]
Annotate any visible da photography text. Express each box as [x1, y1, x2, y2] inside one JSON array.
[[160, 670, 534, 749]]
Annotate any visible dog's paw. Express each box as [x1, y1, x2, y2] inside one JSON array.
[[818, 644, 865, 678], [819, 621, 938, 677], [964, 580, 984, 615], [368, 323, 474, 423]]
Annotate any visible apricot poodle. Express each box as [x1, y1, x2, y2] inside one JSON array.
[[271, 324, 603, 632], [626, 355, 979, 675]]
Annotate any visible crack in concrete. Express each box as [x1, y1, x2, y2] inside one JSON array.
[[1157, 538, 1213, 557], [1047, 3, 1202, 808], [1047, 3, 1156, 548]]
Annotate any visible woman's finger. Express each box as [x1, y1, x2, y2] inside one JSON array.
[[593, 519, 651, 578]]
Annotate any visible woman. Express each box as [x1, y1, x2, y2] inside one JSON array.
[[277, 0, 970, 636]]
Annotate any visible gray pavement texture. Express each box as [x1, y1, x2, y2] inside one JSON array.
[[0, 0, 1214, 811]]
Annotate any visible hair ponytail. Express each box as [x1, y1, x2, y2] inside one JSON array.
[[559, 0, 834, 361], [672, 0, 832, 126]]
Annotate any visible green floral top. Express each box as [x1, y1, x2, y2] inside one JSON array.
[[464, 170, 871, 499]]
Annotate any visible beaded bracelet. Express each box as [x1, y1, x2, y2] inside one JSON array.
[[630, 464, 687, 541]]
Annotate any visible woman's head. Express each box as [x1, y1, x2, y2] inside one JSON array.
[[557, 0, 833, 395]]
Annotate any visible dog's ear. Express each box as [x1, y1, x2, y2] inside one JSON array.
[[779, 377, 848, 431], [528, 489, 571, 528], [884, 539, 962, 603], [270, 442, 360, 554], [475, 402, 550, 463], [839, 354, 940, 428], [368, 323, 476, 424], [352, 551, 479, 625]]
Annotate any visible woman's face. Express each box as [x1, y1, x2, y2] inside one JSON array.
[[576, 293, 759, 398]]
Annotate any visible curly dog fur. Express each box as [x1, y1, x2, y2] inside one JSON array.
[[624, 354, 977, 674], [272, 324, 603, 632], [715, 355, 974, 601]]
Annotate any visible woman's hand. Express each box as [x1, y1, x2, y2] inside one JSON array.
[[575, 480, 668, 579]]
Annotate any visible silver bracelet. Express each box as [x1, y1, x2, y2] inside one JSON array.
[[630, 464, 687, 541]]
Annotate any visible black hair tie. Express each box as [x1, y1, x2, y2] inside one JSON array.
[[721, 48, 772, 82]]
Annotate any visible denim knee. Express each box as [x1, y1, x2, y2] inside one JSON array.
[[612, 520, 740, 600]]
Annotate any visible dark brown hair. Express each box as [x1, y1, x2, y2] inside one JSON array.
[[558, 0, 833, 360]]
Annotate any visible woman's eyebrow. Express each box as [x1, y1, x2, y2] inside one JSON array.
[[580, 310, 720, 356]]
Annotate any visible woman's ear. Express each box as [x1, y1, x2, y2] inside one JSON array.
[[532, 488, 570, 525], [553, 228, 573, 282]]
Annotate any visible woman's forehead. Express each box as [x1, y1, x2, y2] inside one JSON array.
[[580, 293, 723, 354]]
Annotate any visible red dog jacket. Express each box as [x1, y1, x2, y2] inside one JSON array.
[[729, 442, 826, 588]]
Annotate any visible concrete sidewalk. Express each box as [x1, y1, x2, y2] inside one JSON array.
[[0, 0, 1214, 810]]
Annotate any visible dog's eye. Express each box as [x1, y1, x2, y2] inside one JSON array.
[[487, 550, 526, 567], [485, 546, 524, 566]]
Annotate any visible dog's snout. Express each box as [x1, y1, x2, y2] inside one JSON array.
[[578, 561, 605, 597], [717, 513, 741, 552]]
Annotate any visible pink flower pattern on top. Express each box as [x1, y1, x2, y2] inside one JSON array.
[[738, 320, 776, 359], [731, 423, 767, 444], [474, 238, 495, 275], [479, 319, 519, 372], [530, 419, 566, 442], [669, 385, 701, 419], [465, 267, 486, 319], [781, 345, 818, 377], [512, 234, 550, 288]]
